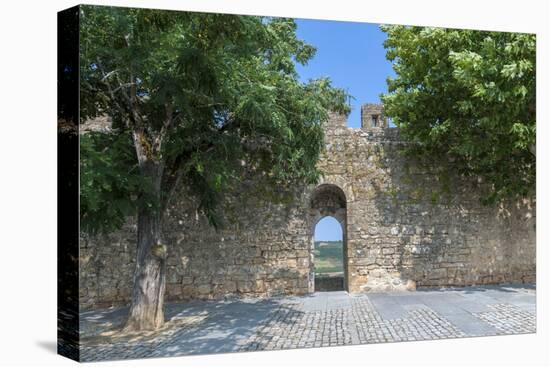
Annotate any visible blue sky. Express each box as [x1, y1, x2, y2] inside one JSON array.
[[296, 19, 394, 241], [315, 216, 342, 241], [295, 19, 395, 128]]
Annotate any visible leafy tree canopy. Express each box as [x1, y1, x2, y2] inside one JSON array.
[[381, 25, 535, 203], [80, 6, 350, 234]]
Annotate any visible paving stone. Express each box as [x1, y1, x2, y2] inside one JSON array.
[[79, 285, 536, 361]]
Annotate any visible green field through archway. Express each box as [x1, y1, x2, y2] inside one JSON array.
[[314, 216, 344, 290]]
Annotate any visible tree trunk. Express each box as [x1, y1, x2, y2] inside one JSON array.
[[124, 160, 167, 332]]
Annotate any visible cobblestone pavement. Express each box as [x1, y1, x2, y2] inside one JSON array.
[[79, 284, 535, 361]]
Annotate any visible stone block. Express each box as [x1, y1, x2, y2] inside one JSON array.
[[382, 247, 395, 255], [166, 283, 183, 297], [237, 281, 254, 293], [197, 284, 212, 294], [369, 269, 386, 278], [428, 268, 447, 280], [223, 281, 238, 293], [406, 279, 416, 291]]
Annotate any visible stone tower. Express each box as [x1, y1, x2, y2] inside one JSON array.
[[361, 103, 387, 129], [326, 111, 348, 128]]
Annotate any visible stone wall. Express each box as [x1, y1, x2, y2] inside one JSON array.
[[80, 188, 314, 309], [319, 111, 535, 293], [79, 104, 536, 309]]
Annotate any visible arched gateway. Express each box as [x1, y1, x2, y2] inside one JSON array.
[[308, 184, 348, 292]]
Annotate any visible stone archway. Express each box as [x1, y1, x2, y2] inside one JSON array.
[[308, 184, 348, 292]]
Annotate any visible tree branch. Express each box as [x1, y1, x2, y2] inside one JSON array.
[[155, 102, 174, 155]]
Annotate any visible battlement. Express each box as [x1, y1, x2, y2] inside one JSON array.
[[360, 103, 388, 129], [327, 103, 390, 130]]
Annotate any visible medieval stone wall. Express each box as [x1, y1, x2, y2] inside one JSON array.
[[79, 105, 536, 310], [79, 188, 314, 309], [319, 111, 535, 293]]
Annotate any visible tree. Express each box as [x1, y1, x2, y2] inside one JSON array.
[[381, 25, 535, 203], [79, 6, 349, 331]]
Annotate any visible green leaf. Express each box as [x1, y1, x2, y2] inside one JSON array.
[[381, 25, 535, 203], [79, 6, 350, 232]]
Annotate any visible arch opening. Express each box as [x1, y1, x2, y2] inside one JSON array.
[[313, 216, 345, 291], [308, 184, 349, 292]]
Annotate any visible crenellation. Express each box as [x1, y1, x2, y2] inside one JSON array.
[[361, 103, 388, 129]]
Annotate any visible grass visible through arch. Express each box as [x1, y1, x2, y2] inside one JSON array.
[[314, 240, 344, 276]]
